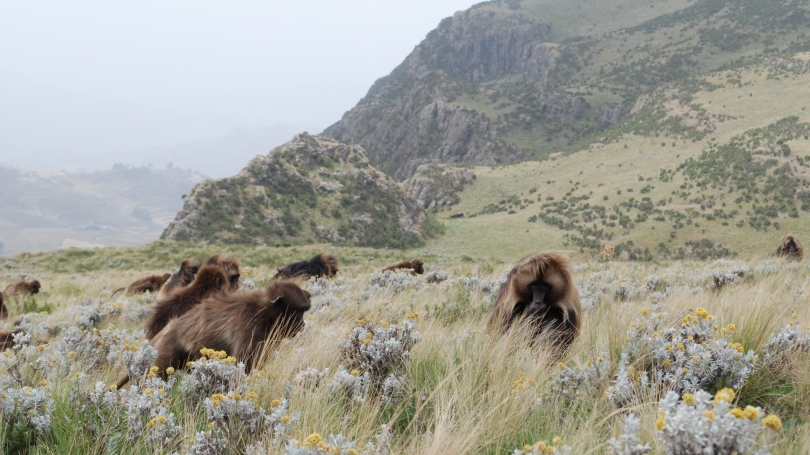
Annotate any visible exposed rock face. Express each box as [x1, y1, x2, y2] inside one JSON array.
[[405, 164, 476, 210], [323, 9, 566, 180], [162, 134, 430, 249], [598, 104, 624, 127]]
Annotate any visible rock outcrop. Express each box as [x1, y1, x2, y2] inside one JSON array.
[[162, 134, 431, 249], [405, 164, 476, 210]]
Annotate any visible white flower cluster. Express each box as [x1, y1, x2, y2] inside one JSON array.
[[204, 391, 270, 437], [187, 428, 228, 455], [655, 389, 781, 455], [607, 414, 651, 455], [330, 366, 370, 403], [308, 276, 347, 297], [179, 349, 247, 400], [293, 367, 331, 389], [0, 384, 54, 435], [549, 354, 610, 401]]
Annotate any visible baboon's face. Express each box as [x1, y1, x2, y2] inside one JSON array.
[[30, 281, 41, 294], [413, 262, 424, 274], [228, 271, 240, 290]]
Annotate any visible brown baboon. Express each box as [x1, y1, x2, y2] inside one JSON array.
[[116, 279, 311, 388], [112, 273, 172, 297], [776, 234, 803, 262], [382, 258, 425, 275], [0, 329, 24, 351], [206, 254, 241, 290], [489, 252, 581, 354], [0, 292, 7, 319], [157, 260, 200, 299], [3, 280, 41, 298], [144, 264, 231, 340], [275, 253, 340, 279]]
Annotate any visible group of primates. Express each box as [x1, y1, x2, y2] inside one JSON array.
[[0, 234, 804, 386]]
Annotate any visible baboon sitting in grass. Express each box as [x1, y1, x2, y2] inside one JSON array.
[[776, 234, 803, 262], [382, 258, 425, 275]]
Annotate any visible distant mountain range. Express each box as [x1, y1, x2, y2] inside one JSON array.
[[0, 165, 202, 256]]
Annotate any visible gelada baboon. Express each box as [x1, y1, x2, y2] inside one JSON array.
[[112, 273, 172, 297], [489, 252, 581, 353], [3, 280, 41, 297], [0, 329, 24, 351], [206, 254, 241, 291], [116, 279, 311, 388], [776, 234, 803, 262], [144, 264, 231, 340], [382, 258, 425, 275], [0, 292, 7, 319], [275, 253, 339, 279], [157, 259, 200, 299]]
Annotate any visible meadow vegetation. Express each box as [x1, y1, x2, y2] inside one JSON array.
[[1, 245, 809, 454]]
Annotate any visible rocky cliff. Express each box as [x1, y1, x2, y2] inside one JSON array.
[[324, 0, 810, 180], [162, 134, 434, 249], [405, 164, 476, 210]]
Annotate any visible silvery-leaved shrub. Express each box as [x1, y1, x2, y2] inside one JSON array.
[[607, 414, 651, 455], [338, 315, 421, 400], [622, 307, 757, 394], [549, 353, 610, 401], [0, 384, 54, 442], [607, 354, 650, 408], [284, 425, 390, 455], [655, 388, 782, 455], [180, 349, 247, 400], [511, 436, 572, 455]]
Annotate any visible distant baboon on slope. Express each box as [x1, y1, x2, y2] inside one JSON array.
[[144, 264, 231, 340], [0, 292, 7, 319], [275, 253, 340, 279], [116, 279, 311, 388], [157, 259, 200, 299], [112, 273, 171, 297], [489, 252, 581, 354], [776, 234, 803, 262], [382, 258, 425, 275], [4, 280, 41, 298]]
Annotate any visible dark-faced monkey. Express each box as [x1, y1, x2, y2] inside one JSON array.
[[382, 258, 425, 275], [144, 264, 231, 340], [488, 252, 581, 355], [776, 234, 803, 262], [157, 259, 201, 299], [3, 280, 41, 298], [206, 254, 241, 291], [275, 253, 340, 280], [116, 279, 311, 388], [113, 274, 172, 297]]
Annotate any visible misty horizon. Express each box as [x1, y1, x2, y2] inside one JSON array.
[[0, 0, 480, 177]]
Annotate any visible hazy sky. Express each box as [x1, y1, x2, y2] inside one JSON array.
[[0, 0, 480, 174]]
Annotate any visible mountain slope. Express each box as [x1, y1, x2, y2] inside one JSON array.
[[162, 134, 436, 249], [324, 0, 810, 179]]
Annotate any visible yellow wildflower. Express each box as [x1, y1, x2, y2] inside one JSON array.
[[682, 393, 695, 405], [742, 406, 760, 421], [641, 307, 649, 316], [695, 307, 709, 319], [271, 399, 281, 407], [166, 367, 175, 375], [663, 359, 672, 367], [677, 343, 685, 352], [762, 414, 782, 430], [306, 433, 323, 446], [729, 407, 743, 418], [727, 324, 736, 332], [714, 388, 735, 404], [39, 379, 47, 387], [281, 415, 291, 424], [350, 369, 361, 376], [552, 436, 563, 446], [703, 410, 716, 421], [656, 417, 666, 431]]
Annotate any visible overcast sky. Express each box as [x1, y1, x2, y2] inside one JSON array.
[[0, 0, 480, 175]]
